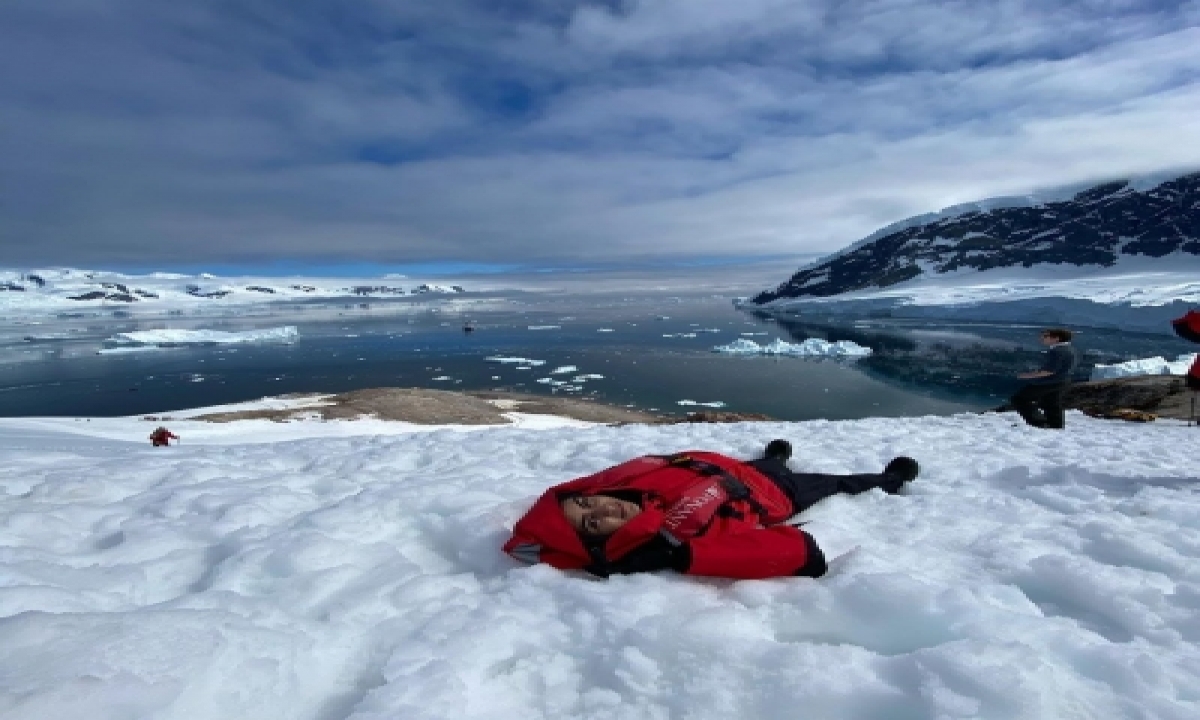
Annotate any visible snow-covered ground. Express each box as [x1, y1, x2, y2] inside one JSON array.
[[753, 260, 1200, 335], [2, 403, 1199, 719], [1092, 354, 1199, 380]]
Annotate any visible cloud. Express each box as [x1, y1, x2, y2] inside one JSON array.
[[1, 0, 1199, 271]]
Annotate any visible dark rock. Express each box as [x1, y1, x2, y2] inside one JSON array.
[[68, 291, 107, 301]]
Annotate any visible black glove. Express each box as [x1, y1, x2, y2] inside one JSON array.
[[588, 534, 692, 577]]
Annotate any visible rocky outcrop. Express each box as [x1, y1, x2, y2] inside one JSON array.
[[997, 375, 1198, 421]]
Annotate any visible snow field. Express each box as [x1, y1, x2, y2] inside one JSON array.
[[1, 413, 1199, 719]]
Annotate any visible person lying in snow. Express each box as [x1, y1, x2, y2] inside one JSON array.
[[503, 440, 919, 580]]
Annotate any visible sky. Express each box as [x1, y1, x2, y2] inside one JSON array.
[[2, 0, 1200, 275]]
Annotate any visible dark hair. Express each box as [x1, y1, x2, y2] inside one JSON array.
[[1041, 328, 1073, 342]]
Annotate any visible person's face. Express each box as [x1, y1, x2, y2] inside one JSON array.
[[560, 494, 641, 537], [1040, 333, 1057, 345]]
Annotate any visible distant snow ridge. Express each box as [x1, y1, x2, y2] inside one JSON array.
[[1090, 353, 1198, 380], [714, 337, 873, 357], [107, 326, 299, 347]]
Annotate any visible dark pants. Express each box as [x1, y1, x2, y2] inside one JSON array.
[[1010, 382, 1068, 429], [747, 459, 894, 515]]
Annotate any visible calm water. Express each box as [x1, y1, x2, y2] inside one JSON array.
[[1, 293, 1194, 420]]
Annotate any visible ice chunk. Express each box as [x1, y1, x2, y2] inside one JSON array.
[[1090, 353, 1197, 380], [485, 356, 546, 366], [107, 326, 299, 347], [713, 337, 873, 357]]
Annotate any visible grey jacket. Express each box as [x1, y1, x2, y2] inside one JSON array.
[[1030, 342, 1079, 385]]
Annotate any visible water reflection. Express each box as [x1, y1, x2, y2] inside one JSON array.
[[756, 309, 1198, 405]]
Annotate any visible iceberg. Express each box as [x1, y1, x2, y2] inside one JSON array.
[[485, 356, 546, 366], [713, 337, 873, 358], [677, 399, 727, 408], [106, 326, 299, 347], [1090, 353, 1198, 380]]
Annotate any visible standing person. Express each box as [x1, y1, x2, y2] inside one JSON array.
[[1010, 328, 1079, 429], [149, 427, 179, 447], [503, 440, 919, 580]]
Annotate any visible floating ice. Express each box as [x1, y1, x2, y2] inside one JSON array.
[[1090, 353, 1198, 380], [714, 337, 873, 357], [573, 374, 604, 381], [96, 346, 170, 355], [549, 366, 578, 375], [663, 333, 698, 338], [676, 399, 727, 407], [597, 328, 615, 333], [431, 376, 453, 381], [527, 325, 561, 330], [485, 356, 546, 366], [107, 326, 299, 347]]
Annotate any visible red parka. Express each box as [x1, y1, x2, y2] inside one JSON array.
[[503, 452, 812, 580]]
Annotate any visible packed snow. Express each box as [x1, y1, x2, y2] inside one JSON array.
[[714, 337, 874, 357], [103, 326, 299, 349], [1, 407, 1198, 719], [1091, 354, 1199, 380]]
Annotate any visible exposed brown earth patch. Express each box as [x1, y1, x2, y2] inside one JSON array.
[[189, 387, 667, 425]]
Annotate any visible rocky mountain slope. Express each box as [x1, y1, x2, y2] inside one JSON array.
[[753, 171, 1200, 304]]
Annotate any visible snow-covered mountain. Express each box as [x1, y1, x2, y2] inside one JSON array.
[[754, 171, 1200, 303], [0, 268, 466, 313]]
